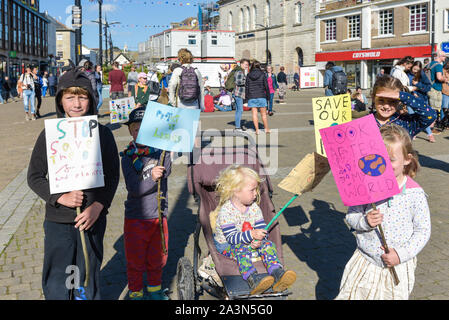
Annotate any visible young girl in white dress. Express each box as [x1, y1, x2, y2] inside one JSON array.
[[336, 123, 431, 300]]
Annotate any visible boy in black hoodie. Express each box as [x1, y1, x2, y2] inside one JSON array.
[[27, 69, 120, 300]]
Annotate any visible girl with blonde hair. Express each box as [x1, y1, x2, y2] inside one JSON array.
[[336, 124, 430, 300], [211, 165, 296, 295]]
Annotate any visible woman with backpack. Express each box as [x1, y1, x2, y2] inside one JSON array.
[[245, 60, 271, 135], [168, 48, 204, 110]]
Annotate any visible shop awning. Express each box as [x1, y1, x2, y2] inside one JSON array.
[[315, 45, 433, 62]]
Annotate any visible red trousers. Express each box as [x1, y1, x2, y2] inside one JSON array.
[[124, 217, 169, 292]]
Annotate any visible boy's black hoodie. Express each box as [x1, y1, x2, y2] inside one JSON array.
[[27, 69, 120, 223]]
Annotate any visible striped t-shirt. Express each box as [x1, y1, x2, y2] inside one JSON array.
[[213, 200, 266, 246]]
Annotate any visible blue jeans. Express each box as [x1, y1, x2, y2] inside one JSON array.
[[23, 89, 35, 114], [215, 104, 232, 112], [234, 95, 244, 128], [42, 86, 48, 97], [268, 93, 274, 112], [441, 94, 449, 121], [97, 86, 103, 111]]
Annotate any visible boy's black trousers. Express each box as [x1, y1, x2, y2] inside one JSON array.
[[42, 215, 106, 300]]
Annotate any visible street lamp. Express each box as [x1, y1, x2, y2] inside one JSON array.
[[92, 17, 120, 65], [256, 24, 269, 66], [89, 0, 103, 66]]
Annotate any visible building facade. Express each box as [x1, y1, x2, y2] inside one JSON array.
[[435, 0, 449, 56], [0, 0, 49, 79], [315, 0, 434, 89], [217, 0, 317, 74], [55, 22, 75, 68]]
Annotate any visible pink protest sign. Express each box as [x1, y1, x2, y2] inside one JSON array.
[[319, 114, 400, 206]]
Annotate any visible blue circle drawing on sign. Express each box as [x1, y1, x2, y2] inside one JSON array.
[[442, 42, 449, 53]]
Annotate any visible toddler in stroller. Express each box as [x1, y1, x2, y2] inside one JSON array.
[[210, 165, 297, 295]]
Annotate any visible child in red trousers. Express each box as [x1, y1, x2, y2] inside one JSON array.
[[121, 106, 172, 300]]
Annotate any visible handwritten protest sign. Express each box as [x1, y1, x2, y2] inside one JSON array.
[[109, 97, 136, 124], [45, 115, 104, 194], [312, 94, 352, 157], [136, 101, 201, 153], [319, 114, 400, 206]]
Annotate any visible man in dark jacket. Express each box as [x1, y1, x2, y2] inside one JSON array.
[[323, 61, 345, 96], [48, 73, 58, 97], [27, 69, 120, 300]]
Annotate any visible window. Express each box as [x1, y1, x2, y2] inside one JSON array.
[[252, 5, 257, 29], [265, 1, 270, 27], [165, 33, 170, 46], [409, 4, 427, 32], [445, 9, 449, 31], [245, 6, 250, 31], [57, 33, 63, 41], [379, 9, 393, 35], [228, 11, 233, 31], [325, 19, 336, 41], [211, 35, 217, 45], [57, 51, 63, 58], [295, 2, 302, 24], [347, 15, 360, 39], [239, 8, 244, 32], [188, 35, 196, 45]]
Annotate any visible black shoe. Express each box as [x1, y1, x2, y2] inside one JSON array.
[[271, 268, 296, 292], [241, 125, 247, 131], [246, 272, 274, 295]]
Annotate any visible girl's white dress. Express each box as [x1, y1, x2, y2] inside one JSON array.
[[336, 176, 431, 300]]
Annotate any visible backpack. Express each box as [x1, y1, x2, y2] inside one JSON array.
[[330, 69, 347, 95], [425, 62, 440, 86], [178, 66, 200, 103], [225, 68, 239, 91]]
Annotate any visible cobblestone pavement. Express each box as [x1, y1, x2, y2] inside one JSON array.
[[0, 90, 448, 300]]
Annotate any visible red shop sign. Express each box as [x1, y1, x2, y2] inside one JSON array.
[[315, 45, 432, 62]]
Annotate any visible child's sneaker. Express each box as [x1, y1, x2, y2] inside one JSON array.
[[270, 268, 296, 292], [128, 289, 144, 300], [246, 272, 274, 295], [146, 286, 170, 300]]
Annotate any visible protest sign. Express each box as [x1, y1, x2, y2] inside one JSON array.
[[312, 94, 352, 157], [109, 97, 136, 124], [300, 66, 318, 88], [136, 101, 201, 153], [319, 114, 400, 206], [45, 115, 104, 194]]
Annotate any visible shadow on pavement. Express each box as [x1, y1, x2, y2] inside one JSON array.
[[417, 152, 449, 173], [39, 112, 57, 119], [100, 235, 127, 300], [282, 199, 356, 300], [105, 123, 122, 131]]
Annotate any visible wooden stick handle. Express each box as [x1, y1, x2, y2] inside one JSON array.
[[157, 151, 167, 255], [76, 207, 90, 288], [371, 204, 400, 286]]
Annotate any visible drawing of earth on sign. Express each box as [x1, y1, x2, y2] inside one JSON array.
[[358, 154, 386, 177]]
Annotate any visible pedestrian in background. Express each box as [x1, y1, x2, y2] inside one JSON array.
[[390, 56, 416, 92], [245, 60, 271, 135], [42, 72, 49, 97], [277, 66, 288, 104], [109, 62, 127, 100], [168, 48, 204, 110], [265, 65, 278, 116], [19, 66, 36, 121], [127, 66, 139, 98], [95, 65, 103, 112], [230, 58, 249, 131], [32, 66, 43, 118], [48, 73, 57, 97]]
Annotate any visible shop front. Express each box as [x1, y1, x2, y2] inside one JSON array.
[[315, 45, 432, 89]]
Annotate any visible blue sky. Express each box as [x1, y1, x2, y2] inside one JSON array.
[[41, 0, 203, 51]]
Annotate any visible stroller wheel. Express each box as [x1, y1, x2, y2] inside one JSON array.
[[176, 257, 195, 300]]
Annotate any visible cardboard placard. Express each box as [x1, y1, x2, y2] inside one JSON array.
[[312, 94, 352, 157], [109, 97, 136, 124], [45, 116, 104, 194], [319, 114, 400, 206], [278, 152, 330, 195], [136, 101, 201, 153]]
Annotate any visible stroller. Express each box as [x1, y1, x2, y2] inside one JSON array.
[[176, 130, 291, 300]]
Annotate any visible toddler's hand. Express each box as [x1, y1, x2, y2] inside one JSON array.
[[57, 191, 84, 208], [250, 240, 262, 249], [381, 247, 400, 267], [151, 166, 165, 181], [251, 229, 267, 241], [366, 209, 383, 228]]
